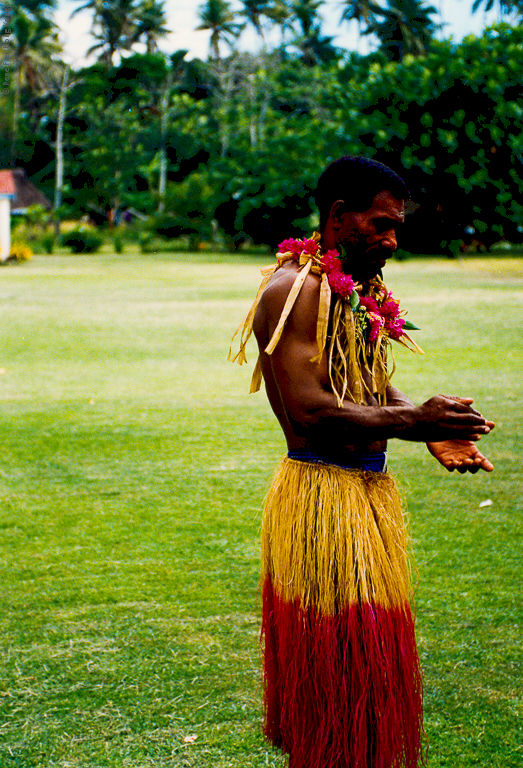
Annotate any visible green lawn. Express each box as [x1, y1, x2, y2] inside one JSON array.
[[0, 252, 521, 767]]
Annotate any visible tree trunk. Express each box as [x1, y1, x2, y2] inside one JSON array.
[[54, 66, 69, 238], [10, 60, 22, 167], [158, 70, 173, 212]]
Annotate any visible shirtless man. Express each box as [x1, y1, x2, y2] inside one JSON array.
[[253, 163, 494, 473], [235, 155, 494, 768]]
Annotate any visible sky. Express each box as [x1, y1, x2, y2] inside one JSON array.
[[55, 0, 503, 66]]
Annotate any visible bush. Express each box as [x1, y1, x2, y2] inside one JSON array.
[[139, 231, 155, 253], [113, 232, 124, 254], [61, 227, 103, 254], [38, 233, 55, 254], [8, 242, 33, 262], [148, 213, 189, 239]]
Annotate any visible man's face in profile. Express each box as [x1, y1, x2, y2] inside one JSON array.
[[335, 190, 405, 282]]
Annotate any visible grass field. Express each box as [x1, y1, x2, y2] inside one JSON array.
[[0, 252, 521, 768]]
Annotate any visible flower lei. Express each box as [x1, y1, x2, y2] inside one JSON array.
[[277, 236, 419, 344], [230, 233, 422, 406]]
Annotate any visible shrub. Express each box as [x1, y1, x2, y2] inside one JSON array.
[[113, 231, 124, 254], [61, 227, 103, 254], [8, 242, 33, 262], [38, 233, 55, 254], [139, 231, 155, 253]]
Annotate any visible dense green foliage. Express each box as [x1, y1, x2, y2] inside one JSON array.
[[0, 252, 521, 766], [60, 225, 104, 252], [2, 0, 523, 251]]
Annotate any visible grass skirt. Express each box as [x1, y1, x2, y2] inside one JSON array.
[[261, 457, 423, 768]]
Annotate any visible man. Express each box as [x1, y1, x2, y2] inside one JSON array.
[[231, 155, 494, 768]]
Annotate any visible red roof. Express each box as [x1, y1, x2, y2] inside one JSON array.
[[0, 170, 16, 197], [0, 168, 51, 210]]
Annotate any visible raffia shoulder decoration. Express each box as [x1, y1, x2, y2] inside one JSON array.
[[229, 232, 423, 407]]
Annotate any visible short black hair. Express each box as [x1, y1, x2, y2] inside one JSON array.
[[315, 155, 409, 230]]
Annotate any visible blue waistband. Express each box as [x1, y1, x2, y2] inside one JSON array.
[[287, 450, 387, 473]]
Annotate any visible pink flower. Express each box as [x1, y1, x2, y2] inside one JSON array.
[[368, 312, 385, 342], [277, 238, 303, 255], [387, 317, 405, 340], [321, 250, 342, 273], [359, 296, 379, 314], [301, 238, 319, 255], [328, 270, 355, 298], [380, 295, 401, 320]]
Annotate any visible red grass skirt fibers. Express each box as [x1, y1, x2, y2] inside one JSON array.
[[262, 578, 423, 768]]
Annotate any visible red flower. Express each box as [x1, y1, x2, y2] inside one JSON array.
[[321, 250, 342, 273], [387, 317, 406, 340], [368, 312, 385, 341], [380, 294, 401, 319], [277, 238, 303, 255], [359, 296, 379, 314], [328, 271, 355, 298], [301, 238, 319, 255]]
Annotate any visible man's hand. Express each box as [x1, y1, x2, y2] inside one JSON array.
[[426, 439, 494, 473], [412, 395, 494, 443]]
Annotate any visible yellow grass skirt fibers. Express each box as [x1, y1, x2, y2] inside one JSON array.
[[262, 458, 410, 613], [261, 458, 424, 768]]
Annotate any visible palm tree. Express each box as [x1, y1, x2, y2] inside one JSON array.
[[364, 0, 440, 61], [340, 0, 380, 25], [340, 0, 383, 53], [268, 0, 294, 42], [240, 0, 269, 38], [239, 0, 291, 41], [290, 0, 338, 65], [196, 0, 244, 60], [10, 8, 61, 164], [134, 0, 171, 54], [72, 0, 142, 66], [471, 0, 523, 15]]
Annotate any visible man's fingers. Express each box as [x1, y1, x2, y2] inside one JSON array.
[[442, 396, 495, 425], [449, 401, 483, 417], [443, 395, 474, 404], [445, 413, 491, 431]]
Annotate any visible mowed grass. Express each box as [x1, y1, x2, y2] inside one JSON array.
[[0, 252, 521, 768]]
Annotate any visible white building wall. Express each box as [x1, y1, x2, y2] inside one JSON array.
[[0, 197, 10, 261]]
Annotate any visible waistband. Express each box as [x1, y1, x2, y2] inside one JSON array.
[[287, 450, 387, 473]]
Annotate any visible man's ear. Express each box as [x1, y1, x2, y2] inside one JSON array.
[[329, 199, 346, 228]]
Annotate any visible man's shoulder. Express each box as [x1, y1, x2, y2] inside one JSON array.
[[262, 263, 321, 313]]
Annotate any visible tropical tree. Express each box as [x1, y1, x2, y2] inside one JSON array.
[[10, 4, 61, 164], [196, 0, 244, 60], [471, 0, 523, 15], [364, 0, 440, 60], [239, 0, 293, 41], [72, 0, 143, 66], [268, 0, 294, 43], [290, 0, 338, 64], [240, 0, 271, 39], [340, 0, 380, 26], [134, 0, 170, 53]]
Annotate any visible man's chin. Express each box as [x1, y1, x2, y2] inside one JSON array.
[[340, 250, 389, 281], [365, 257, 389, 280], [351, 262, 385, 282]]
